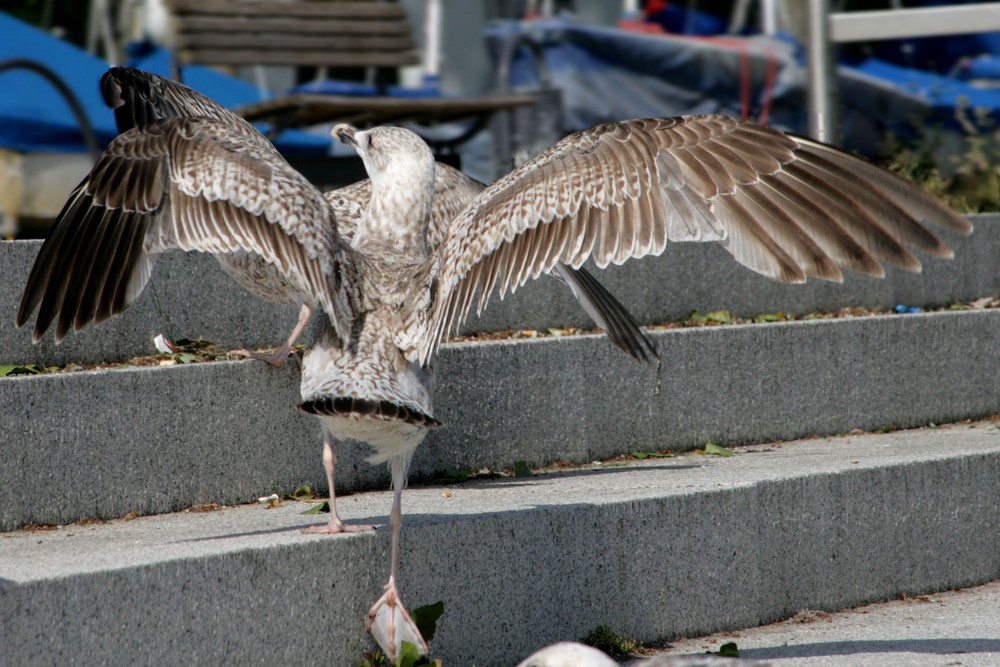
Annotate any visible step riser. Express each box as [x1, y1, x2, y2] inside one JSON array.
[[2, 215, 996, 367], [3, 447, 998, 665], [3, 310, 998, 531]]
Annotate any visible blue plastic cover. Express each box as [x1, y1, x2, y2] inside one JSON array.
[[0, 12, 329, 155]]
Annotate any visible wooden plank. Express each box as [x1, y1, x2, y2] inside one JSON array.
[[166, 1, 408, 20], [174, 34, 416, 52], [236, 93, 536, 128], [176, 49, 420, 68], [176, 16, 411, 35]]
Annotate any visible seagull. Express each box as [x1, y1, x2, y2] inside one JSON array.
[[14, 67, 972, 664], [309, 114, 969, 659], [14, 67, 654, 659]]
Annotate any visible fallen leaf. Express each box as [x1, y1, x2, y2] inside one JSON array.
[[301, 501, 330, 515], [703, 442, 734, 457]]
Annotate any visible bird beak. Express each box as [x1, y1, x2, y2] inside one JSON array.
[[333, 124, 358, 147]]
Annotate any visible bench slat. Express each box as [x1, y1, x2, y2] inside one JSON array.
[[167, 1, 408, 19], [175, 34, 416, 52], [175, 49, 420, 68], [177, 16, 411, 35]]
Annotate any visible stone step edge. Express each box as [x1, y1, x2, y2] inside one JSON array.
[[2, 308, 998, 532], [2, 422, 998, 665]]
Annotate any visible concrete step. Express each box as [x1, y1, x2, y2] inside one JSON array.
[[3, 309, 998, 531], [2, 421, 998, 666], [2, 214, 996, 367], [643, 580, 1000, 666]]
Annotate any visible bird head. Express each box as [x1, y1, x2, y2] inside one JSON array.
[[332, 124, 435, 192]]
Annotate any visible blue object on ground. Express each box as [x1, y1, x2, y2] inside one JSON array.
[[0, 13, 329, 156]]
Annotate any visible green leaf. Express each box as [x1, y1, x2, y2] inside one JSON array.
[[754, 312, 784, 323], [289, 485, 313, 500], [718, 641, 740, 657], [175, 353, 198, 364], [705, 309, 733, 324], [0, 364, 45, 377], [301, 501, 330, 514], [411, 600, 445, 642], [395, 642, 422, 667], [631, 451, 649, 460], [703, 442, 734, 457], [513, 460, 532, 477], [580, 624, 639, 659]]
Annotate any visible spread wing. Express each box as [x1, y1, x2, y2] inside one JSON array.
[[17, 116, 357, 343], [101, 66, 273, 154], [325, 163, 655, 360], [423, 114, 972, 363]]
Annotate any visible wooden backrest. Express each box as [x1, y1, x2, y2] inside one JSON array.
[[166, 0, 420, 70]]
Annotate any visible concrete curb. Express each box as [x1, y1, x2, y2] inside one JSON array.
[[2, 215, 996, 366], [2, 422, 998, 666], [3, 309, 998, 531]]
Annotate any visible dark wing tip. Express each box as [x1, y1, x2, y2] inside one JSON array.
[[555, 265, 658, 363]]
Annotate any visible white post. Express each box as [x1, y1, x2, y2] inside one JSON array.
[[423, 0, 442, 89], [806, 0, 834, 143]]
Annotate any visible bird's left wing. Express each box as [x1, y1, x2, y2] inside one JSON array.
[[422, 115, 972, 363], [326, 164, 655, 360]]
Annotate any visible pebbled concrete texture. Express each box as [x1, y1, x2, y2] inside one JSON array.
[[2, 215, 996, 367], [2, 309, 999, 531], [1, 422, 998, 666], [644, 580, 1000, 666]]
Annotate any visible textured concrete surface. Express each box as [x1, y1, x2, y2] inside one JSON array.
[[2, 214, 995, 366], [2, 309, 998, 530], [1, 422, 998, 666], [645, 580, 1000, 666]]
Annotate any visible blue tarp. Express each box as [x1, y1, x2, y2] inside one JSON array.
[[490, 17, 1000, 159], [488, 19, 807, 135], [0, 12, 329, 155]]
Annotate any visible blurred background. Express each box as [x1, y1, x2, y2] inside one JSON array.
[[3, 0, 1000, 239]]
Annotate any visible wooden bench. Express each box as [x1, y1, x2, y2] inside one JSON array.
[[165, 0, 534, 151]]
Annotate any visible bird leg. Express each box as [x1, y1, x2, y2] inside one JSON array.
[[366, 462, 428, 660], [303, 436, 374, 534], [231, 304, 311, 368]]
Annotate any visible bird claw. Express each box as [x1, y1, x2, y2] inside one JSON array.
[[366, 585, 428, 662]]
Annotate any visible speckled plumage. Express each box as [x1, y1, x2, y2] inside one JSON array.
[[17, 68, 360, 352]]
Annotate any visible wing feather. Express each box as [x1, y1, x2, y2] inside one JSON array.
[[17, 116, 356, 343], [422, 114, 972, 363]]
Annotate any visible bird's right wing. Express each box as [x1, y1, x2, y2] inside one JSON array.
[[17, 116, 358, 343]]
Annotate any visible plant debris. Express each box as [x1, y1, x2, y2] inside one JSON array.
[[2, 298, 997, 377]]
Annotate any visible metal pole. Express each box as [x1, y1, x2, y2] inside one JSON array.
[[760, 0, 778, 35], [806, 0, 834, 143]]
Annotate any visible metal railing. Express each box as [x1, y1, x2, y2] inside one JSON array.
[[806, 0, 1000, 142]]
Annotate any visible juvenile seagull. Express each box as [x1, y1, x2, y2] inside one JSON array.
[[15, 68, 654, 659], [312, 115, 970, 659]]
